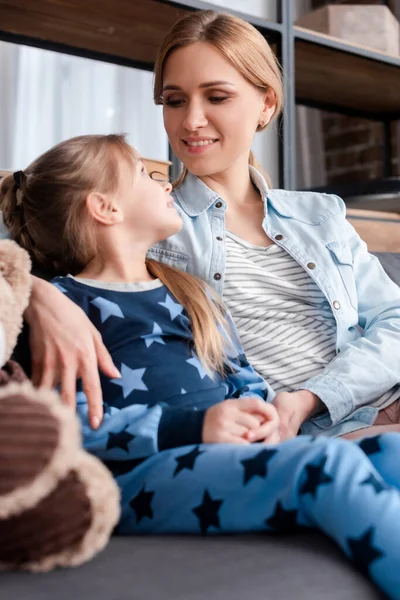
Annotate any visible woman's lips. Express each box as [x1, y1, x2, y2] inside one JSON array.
[[182, 138, 219, 154]]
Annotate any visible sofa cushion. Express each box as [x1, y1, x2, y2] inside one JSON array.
[[0, 534, 383, 600], [373, 252, 400, 287]]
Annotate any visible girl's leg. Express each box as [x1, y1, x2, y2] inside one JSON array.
[[112, 435, 400, 599], [354, 432, 400, 489]]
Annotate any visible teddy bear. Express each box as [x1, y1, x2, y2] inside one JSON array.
[[0, 239, 120, 572]]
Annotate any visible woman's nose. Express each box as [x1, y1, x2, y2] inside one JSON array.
[[182, 101, 208, 131]]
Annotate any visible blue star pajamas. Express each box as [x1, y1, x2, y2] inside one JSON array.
[[53, 276, 400, 599]]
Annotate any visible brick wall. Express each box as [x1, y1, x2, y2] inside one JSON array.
[[309, 0, 400, 186]]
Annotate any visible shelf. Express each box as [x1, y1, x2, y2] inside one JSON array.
[[0, 0, 190, 67], [155, 0, 282, 37], [0, 0, 281, 67], [295, 26, 400, 118]]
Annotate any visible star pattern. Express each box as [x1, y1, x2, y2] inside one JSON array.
[[360, 472, 387, 494], [106, 428, 135, 452], [173, 446, 205, 477], [237, 353, 250, 368], [181, 388, 187, 394], [104, 457, 146, 477], [186, 353, 208, 379], [266, 501, 299, 533], [130, 486, 155, 524], [192, 489, 223, 534], [142, 322, 166, 348], [91, 296, 124, 323], [111, 364, 148, 398], [347, 527, 384, 576], [158, 294, 183, 320], [241, 448, 278, 485], [300, 455, 333, 498], [231, 385, 249, 399], [358, 436, 382, 457], [53, 282, 67, 293]]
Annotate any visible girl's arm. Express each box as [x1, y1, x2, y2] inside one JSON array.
[[25, 276, 119, 427], [302, 204, 400, 427], [77, 391, 207, 465]]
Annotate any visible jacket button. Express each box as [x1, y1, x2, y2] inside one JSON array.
[[333, 300, 341, 310], [307, 262, 316, 270], [214, 273, 222, 281], [216, 236, 223, 241], [215, 201, 223, 208], [275, 234, 283, 241]]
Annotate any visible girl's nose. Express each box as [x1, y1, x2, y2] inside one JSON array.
[[163, 181, 172, 193]]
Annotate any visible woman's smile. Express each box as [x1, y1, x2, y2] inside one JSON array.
[[182, 136, 219, 154]]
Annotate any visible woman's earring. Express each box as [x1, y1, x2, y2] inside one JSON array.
[[259, 119, 266, 128]]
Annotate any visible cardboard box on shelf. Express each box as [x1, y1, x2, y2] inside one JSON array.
[[296, 5, 400, 56]]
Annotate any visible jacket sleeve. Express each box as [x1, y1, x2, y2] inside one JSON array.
[[222, 312, 275, 402], [77, 391, 207, 463], [301, 197, 400, 426]]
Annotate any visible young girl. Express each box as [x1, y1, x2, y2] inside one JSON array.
[[1, 134, 400, 599]]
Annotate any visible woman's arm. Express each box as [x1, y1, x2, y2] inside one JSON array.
[[302, 209, 400, 427], [25, 276, 120, 428]]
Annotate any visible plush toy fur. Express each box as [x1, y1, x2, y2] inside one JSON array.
[[0, 240, 120, 571]]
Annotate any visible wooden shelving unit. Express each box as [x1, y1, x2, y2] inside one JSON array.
[[295, 26, 400, 117], [0, 0, 399, 192]]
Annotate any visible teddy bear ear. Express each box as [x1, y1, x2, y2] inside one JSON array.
[[0, 240, 32, 366], [0, 240, 31, 315]]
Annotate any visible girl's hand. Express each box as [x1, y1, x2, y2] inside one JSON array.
[[271, 390, 323, 441], [203, 397, 279, 444], [25, 277, 120, 428]]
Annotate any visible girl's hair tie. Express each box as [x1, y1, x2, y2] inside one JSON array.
[[13, 170, 25, 190]]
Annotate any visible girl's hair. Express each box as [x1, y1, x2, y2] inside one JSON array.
[[0, 133, 231, 375], [154, 9, 284, 187]]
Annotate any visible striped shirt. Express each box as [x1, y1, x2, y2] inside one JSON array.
[[223, 230, 399, 410]]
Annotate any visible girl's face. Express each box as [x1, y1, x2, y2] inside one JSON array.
[[162, 41, 276, 178], [117, 154, 182, 244]]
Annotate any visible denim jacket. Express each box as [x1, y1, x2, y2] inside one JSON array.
[[148, 168, 400, 437]]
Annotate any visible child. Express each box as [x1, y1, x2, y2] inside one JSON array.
[[1, 134, 400, 599]]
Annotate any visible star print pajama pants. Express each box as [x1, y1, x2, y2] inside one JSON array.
[[112, 433, 400, 599]]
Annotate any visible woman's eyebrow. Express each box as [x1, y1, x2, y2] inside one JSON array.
[[162, 81, 235, 91]]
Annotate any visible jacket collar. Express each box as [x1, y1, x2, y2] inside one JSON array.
[[173, 166, 270, 217]]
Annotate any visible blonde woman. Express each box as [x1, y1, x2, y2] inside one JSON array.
[[3, 12, 400, 437], [2, 134, 400, 598]]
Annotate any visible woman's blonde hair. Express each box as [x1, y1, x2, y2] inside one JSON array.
[[154, 9, 284, 187], [0, 134, 231, 375]]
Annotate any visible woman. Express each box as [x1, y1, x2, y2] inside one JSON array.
[[10, 10, 400, 439]]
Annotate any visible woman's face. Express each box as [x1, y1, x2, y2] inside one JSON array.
[[162, 41, 275, 178]]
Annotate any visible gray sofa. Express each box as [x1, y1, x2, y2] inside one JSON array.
[[2, 252, 398, 600]]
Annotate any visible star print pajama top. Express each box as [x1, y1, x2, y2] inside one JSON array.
[[52, 275, 400, 600]]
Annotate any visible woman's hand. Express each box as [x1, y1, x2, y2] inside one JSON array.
[[271, 390, 323, 441], [203, 397, 279, 444], [25, 276, 120, 428]]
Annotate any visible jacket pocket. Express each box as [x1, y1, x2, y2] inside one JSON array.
[[326, 241, 358, 310], [147, 247, 189, 272]]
